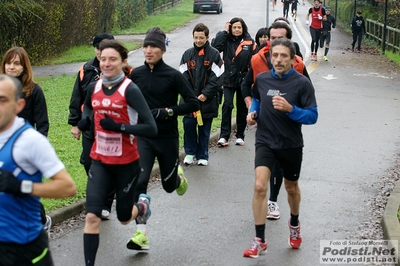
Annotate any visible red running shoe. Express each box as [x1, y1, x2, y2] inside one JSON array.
[[288, 220, 302, 249], [243, 237, 267, 258]]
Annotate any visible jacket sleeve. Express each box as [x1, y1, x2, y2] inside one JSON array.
[[302, 67, 311, 83], [294, 42, 303, 60], [125, 83, 158, 138], [68, 70, 84, 126], [202, 51, 224, 99], [362, 18, 366, 33], [241, 67, 254, 99], [171, 73, 199, 115], [82, 84, 94, 120], [32, 84, 50, 137], [287, 105, 318, 125], [211, 31, 228, 52]]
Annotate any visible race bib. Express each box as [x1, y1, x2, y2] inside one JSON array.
[[96, 131, 122, 156]]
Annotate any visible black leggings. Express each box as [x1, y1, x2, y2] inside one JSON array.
[[269, 160, 283, 202], [310, 27, 322, 53], [81, 136, 115, 212], [134, 137, 181, 202], [86, 160, 140, 222]]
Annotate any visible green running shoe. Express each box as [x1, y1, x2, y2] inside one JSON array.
[[176, 165, 188, 196], [323, 56, 328, 61], [127, 229, 149, 250]]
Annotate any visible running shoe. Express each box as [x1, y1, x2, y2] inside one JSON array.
[[267, 201, 280, 220], [217, 138, 229, 147], [183, 155, 194, 165], [324, 56, 328, 61], [197, 159, 208, 166], [176, 166, 188, 196], [288, 220, 302, 249], [136, 194, 151, 224], [243, 237, 267, 258], [126, 229, 149, 250], [313, 54, 318, 61], [43, 215, 52, 237], [235, 138, 245, 146], [101, 209, 110, 220]]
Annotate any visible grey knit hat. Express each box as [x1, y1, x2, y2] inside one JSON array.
[[143, 27, 166, 51]]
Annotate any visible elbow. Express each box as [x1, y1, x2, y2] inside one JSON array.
[[149, 126, 158, 138], [65, 182, 77, 197], [306, 110, 318, 125]]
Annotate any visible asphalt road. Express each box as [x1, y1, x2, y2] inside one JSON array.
[[33, 0, 400, 265]]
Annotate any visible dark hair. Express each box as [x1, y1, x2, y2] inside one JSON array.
[[270, 38, 296, 59], [357, 10, 362, 14], [99, 39, 128, 60], [0, 74, 23, 100], [268, 22, 292, 40], [273, 17, 291, 25], [0, 46, 36, 97], [255, 27, 268, 47], [229, 17, 249, 37], [99, 39, 132, 76], [193, 23, 209, 37]]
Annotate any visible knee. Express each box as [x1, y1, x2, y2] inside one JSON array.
[[116, 205, 134, 223], [254, 180, 267, 197], [285, 183, 299, 196], [85, 213, 101, 228]]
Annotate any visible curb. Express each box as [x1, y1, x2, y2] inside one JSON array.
[[49, 121, 236, 226], [382, 182, 400, 264]]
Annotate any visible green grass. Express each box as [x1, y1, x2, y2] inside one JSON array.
[[36, 75, 87, 211], [112, 0, 199, 34], [384, 50, 400, 66]]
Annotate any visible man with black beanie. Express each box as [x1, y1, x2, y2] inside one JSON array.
[[127, 27, 199, 251], [68, 33, 115, 220]]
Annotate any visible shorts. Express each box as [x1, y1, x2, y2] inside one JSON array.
[[254, 144, 303, 181], [0, 230, 54, 266]]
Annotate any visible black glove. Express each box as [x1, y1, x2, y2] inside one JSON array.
[[151, 109, 168, 120], [0, 170, 29, 197], [77, 116, 91, 131], [100, 114, 122, 132]]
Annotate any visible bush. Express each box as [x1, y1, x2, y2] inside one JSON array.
[[0, 0, 114, 65]]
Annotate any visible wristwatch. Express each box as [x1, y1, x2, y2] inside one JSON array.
[[167, 109, 174, 117], [21, 180, 33, 194], [120, 124, 126, 132]]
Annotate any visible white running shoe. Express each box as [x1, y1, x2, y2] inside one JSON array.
[[197, 159, 208, 166], [235, 138, 245, 146], [183, 155, 194, 165], [101, 209, 110, 220], [267, 201, 280, 220], [217, 138, 229, 147]]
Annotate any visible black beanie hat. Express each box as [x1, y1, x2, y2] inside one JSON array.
[[143, 27, 166, 51], [93, 33, 114, 47]]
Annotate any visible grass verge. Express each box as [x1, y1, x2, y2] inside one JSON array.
[[112, 0, 199, 34]]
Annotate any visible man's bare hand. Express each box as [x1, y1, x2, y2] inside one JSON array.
[[247, 112, 257, 125], [71, 126, 81, 140], [272, 95, 293, 112]]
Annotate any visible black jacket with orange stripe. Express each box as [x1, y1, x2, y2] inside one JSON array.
[[68, 57, 100, 139], [212, 31, 256, 88]]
